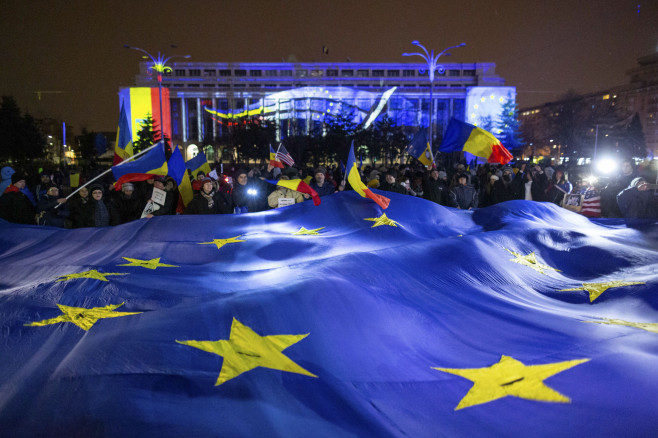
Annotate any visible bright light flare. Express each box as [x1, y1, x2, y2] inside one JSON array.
[[595, 158, 618, 175]]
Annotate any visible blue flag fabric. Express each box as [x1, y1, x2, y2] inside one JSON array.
[[185, 151, 212, 179], [0, 195, 657, 437]]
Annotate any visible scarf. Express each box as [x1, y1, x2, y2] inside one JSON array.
[[94, 200, 110, 227], [201, 190, 214, 209]]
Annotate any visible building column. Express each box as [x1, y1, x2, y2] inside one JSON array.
[[196, 98, 202, 142], [181, 98, 188, 143]]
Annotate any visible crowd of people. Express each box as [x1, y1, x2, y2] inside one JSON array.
[[1, 157, 656, 229]]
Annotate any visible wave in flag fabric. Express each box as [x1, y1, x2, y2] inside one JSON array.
[[168, 147, 193, 209], [113, 103, 133, 165], [440, 118, 513, 164], [111, 141, 168, 189], [264, 178, 320, 206], [346, 141, 390, 209], [269, 145, 284, 168], [0, 195, 657, 437], [407, 129, 433, 166], [275, 144, 295, 166], [185, 151, 212, 179]]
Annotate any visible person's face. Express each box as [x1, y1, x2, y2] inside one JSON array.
[[621, 162, 633, 175], [458, 177, 467, 185], [92, 190, 103, 200], [386, 174, 395, 184], [637, 181, 649, 191], [79, 187, 89, 198], [555, 171, 563, 180], [237, 174, 247, 186], [122, 188, 133, 197], [203, 181, 213, 193], [430, 170, 439, 180], [47, 187, 59, 197], [154, 181, 165, 190], [197, 174, 205, 181], [41, 175, 50, 183], [315, 172, 325, 185], [14, 180, 26, 189]]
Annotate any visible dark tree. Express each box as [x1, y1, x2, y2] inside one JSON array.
[[0, 95, 46, 163], [75, 129, 99, 163]]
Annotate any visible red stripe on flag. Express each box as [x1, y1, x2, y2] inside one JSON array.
[[364, 189, 390, 209]]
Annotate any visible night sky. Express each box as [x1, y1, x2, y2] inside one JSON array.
[[1, 0, 656, 135]]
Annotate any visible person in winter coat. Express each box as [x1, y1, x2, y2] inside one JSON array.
[[267, 175, 305, 208], [109, 183, 144, 224], [68, 186, 93, 228], [232, 168, 268, 213], [0, 166, 15, 195], [546, 168, 573, 205], [422, 169, 448, 205], [0, 173, 35, 224], [87, 184, 111, 227], [36, 184, 69, 227], [616, 177, 658, 228], [185, 177, 222, 214], [448, 174, 478, 209]]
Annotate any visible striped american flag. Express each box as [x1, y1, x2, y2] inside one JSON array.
[[580, 188, 601, 218], [275, 144, 295, 166]]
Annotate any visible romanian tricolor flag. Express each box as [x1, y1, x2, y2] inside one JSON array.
[[407, 130, 433, 167], [346, 141, 390, 209], [439, 118, 513, 165], [168, 146, 194, 211], [185, 151, 212, 179], [113, 103, 133, 165], [269, 145, 284, 168], [111, 142, 168, 190], [264, 178, 321, 206]]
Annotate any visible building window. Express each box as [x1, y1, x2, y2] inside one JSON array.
[[357, 69, 369, 77], [234, 84, 246, 88], [234, 70, 247, 77], [203, 84, 215, 88], [296, 70, 308, 77], [249, 70, 262, 76], [371, 70, 384, 77], [403, 69, 416, 77], [311, 70, 324, 77], [204, 69, 216, 76], [387, 70, 400, 77], [341, 70, 354, 77], [463, 69, 476, 76], [449, 70, 461, 77], [219, 69, 231, 76], [175, 69, 186, 77], [265, 70, 278, 77], [279, 70, 293, 76], [188, 84, 200, 87], [249, 84, 262, 88], [189, 69, 201, 77], [326, 69, 338, 77]]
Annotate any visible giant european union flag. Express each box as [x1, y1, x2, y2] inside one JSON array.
[[0, 193, 657, 437]]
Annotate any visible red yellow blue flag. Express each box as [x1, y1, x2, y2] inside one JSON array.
[[264, 178, 320, 206], [111, 141, 168, 189], [346, 141, 390, 209], [113, 103, 133, 165], [269, 145, 284, 168], [440, 118, 513, 164], [185, 151, 212, 179], [407, 129, 433, 167]]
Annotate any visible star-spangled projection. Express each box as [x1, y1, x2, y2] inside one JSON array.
[[198, 235, 245, 250], [504, 249, 560, 274], [584, 318, 658, 334], [292, 227, 325, 235], [560, 280, 645, 302], [364, 213, 399, 228], [56, 269, 128, 282], [24, 303, 142, 331], [177, 318, 317, 386], [118, 257, 179, 270], [433, 355, 590, 410]]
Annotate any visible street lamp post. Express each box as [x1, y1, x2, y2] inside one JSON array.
[[124, 45, 190, 149], [403, 41, 465, 154]]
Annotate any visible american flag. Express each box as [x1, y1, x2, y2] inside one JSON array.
[[275, 144, 295, 166], [579, 188, 601, 218]]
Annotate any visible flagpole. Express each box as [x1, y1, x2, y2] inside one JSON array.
[[59, 142, 162, 205]]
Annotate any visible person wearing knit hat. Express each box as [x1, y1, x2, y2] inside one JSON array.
[[0, 171, 35, 224], [310, 165, 344, 197]]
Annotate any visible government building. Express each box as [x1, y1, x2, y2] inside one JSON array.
[[124, 60, 515, 161]]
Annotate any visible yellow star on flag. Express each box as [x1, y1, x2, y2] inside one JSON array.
[[292, 227, 325, 235], [25, 303, 142, 331], [177, 318, 317, 386], [584, 318, 658, 334], [199, 235, 245, 250], [118, 257, 179, 270], [56, 269, 128, 282], [560, 280, 645, 302], [434, 355, 589, 410], [505, 249, 560, 275], [364, 213, 399, 228]]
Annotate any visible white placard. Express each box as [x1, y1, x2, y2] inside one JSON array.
[[277, 198, 295, 208], [151, 187, 167, 206], [208, 169, 219, 180]]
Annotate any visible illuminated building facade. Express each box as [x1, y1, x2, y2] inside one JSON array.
[[126, 61, 514, 160]]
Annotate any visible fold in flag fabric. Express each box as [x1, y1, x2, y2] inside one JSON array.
[[264, 178, 320, 206], [346, 141, 390, 209], [113, 103, 133, 165], [269, 145, 284, 168], [111, 141, 168, 190], [185, 151, 212, 179], [275, 144, 295, 166], [407, 129, 433, 167], [168, 146, 193, 209], [439, 118, 513, 164], [0, 196, 657, 437]]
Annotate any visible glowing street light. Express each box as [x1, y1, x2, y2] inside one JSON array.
[[403, 41, 465, 155], [124, 45, 190, 145]]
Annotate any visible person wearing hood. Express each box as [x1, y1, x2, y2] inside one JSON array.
[[36, 184, 70, 227], [616, 177, 658, 228], [88, 184, 111, 227], [379, 169, 407, 195], [0, 172, 35, 224]]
